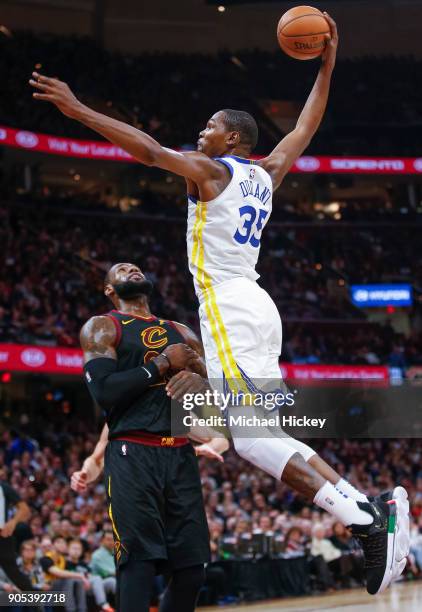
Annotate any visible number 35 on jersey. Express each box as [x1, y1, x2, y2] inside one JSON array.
[[234, 177, 271, 248]]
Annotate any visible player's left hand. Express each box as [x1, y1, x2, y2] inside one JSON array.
[[321, 12, 338, 70], [194, 443, 225, 463], [166, 371, 207, 401], [0, 519, 16, 538], [29, 72, 82, 118], [71, 469, 89, 493]]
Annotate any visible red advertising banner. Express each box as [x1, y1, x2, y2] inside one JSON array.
[[280, 363, 390, 385], [1, 125, 422, 175], [0, 125, 133, 162], [0, 344, 83, 375], [0, 343, 390, 383], [290, 156, 422, 175]]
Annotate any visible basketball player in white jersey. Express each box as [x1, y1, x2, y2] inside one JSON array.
[[30, 13, 409, 594]]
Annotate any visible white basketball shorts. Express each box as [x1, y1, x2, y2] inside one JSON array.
[[198, 276, 282, 385], [197, 276, 315, 478]]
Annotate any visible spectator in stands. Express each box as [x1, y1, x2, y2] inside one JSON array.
[[311, 524, 357, 589], [67, 539, 115, 612], [0, 480, 33, 592], [389, 344, 407, 370], [410, 515, 422, 572], [0, 397, 420, 601], [39, 535, 89, 611], [1, 199, 422, 365], [233, 519, 252, 539], [283, 527, 307, 558], [90, 532, 116, 582], [330, 521, 364, 585], [17, 540, 46, 590]]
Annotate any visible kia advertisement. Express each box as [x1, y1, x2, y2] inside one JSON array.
[[0, 344, 83, 375]]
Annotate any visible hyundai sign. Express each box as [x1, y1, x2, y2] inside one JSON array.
[[351, 284, 413, 307]]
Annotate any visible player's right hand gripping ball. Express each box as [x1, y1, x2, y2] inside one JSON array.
[[277, 5, 330, 60]]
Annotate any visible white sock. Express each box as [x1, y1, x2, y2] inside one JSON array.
[[314, 481, 373, 527], [336, 477, 369, 503]]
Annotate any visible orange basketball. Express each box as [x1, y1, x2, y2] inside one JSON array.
[[277, 6, 330, 60]]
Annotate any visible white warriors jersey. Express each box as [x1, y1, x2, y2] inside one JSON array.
[[187, 155, 273, 301]]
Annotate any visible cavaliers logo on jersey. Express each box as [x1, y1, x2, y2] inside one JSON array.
[[142, 326, 169, 382], [141, 326, 168, 349]]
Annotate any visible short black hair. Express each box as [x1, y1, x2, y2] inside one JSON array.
[[220, 109, 258, 151]]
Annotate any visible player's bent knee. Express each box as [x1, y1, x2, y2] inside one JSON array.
[[232, 437, 297, 480], [283, 437, 317, 462]]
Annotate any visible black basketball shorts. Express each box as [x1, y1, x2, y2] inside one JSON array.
[[104, 439, 210, 571]]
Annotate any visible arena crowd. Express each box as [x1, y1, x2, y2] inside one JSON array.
[[1, 200, 421, 370], [1, 416, 422, 607]]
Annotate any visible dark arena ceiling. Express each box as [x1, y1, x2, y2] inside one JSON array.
[[2, 0, 422, 56]]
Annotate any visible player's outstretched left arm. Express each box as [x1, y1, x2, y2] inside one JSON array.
[[29, 73, 224, 183], [260, 12, 338, 190]]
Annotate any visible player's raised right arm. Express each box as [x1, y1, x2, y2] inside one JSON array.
[[259, 13, 338, 190], [29, 72, 220, 181]]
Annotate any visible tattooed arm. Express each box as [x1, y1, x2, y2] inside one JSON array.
[[79, 316, 195, 411]]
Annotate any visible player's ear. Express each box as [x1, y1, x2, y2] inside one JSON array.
[[104, 284, 114, 298], [226, 131, 240, 147]]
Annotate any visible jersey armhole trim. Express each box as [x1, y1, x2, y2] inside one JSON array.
[[214, 157, 234, 176], [165, 319, 180, 334], [187, 158, 234, 206], [105, 314, 122, 349]]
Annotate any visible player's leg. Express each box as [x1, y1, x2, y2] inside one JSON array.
[[119, 560, 156, 612], [206, 280, 369, 502], [261, 293, 370, 502], [159, 565, 206, 612], [281, 451, 409, 594], [199, 283, 361, 506], [281, 431, 369, 502], [200, 279, 367, 502], [104, 442, 169, 612], [164, 445, 210, 610], [234, 343, 409, 592], [229, 392, 409, 594], [308, 454, 369, 502], [200, 280, 409, 594]]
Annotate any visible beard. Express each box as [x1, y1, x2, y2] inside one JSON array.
[[112, 279, 154, 300]]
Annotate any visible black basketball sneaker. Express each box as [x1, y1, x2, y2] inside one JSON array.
[[349, 486, 409, 595]]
